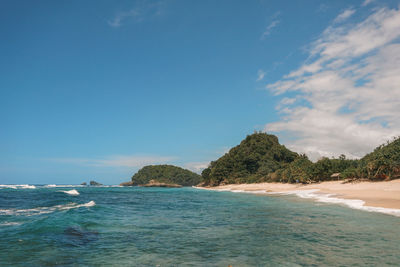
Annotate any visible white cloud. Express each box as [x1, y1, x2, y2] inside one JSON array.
[[362, 0, 374, 7], [261, 12, 281, 39], [184, 162, 209, 173], [108, 2, 164, 28], [265, 6, 400, 161], [48, 155, 175, 168], [333, 8, 356, 23], [257, 69, 266, 81], [108, 9, 140, 27]]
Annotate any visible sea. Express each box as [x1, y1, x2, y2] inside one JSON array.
[[0, 185, 399, 266]]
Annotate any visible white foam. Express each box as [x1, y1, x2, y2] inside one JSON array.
[[0, 185, 17, 189], [0, 184, 36, 189], [270, 189, 400, 217], [19, 184, 36, 189], [0, 222, 22, 226], [0, 201, 96, 216], [50, 185, 84, 188], [213, 188, 232, 192], [204, 187, 400, 217], [61, 189, 80, 196], [77, 200, 96, 208], [45, 184, 57, 188]]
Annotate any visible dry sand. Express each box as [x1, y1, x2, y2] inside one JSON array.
[[201, 179, 400, 210]]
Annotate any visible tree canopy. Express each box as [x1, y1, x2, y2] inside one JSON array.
[[201, 132, 298, 185], [201, 132, 400, 186], [131, 165, 202, 186]]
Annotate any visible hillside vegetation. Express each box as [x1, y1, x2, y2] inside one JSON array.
[[348, 137, 400, 180], [201, 133, 298, 185], [201, 132, 400, 186], [131, 165, 202, 186]]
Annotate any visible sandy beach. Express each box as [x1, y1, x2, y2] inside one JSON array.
[[200, 179, 400, 210]]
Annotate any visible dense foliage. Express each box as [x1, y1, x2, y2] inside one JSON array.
[[350, 137, 400, 180], [131, 165, 202, 186], [201, 133, 400, 186], [273, 154, 359, 183], [201, 132, 298, 185]]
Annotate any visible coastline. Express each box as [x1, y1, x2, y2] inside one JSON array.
[[197, 180, 400, 216]]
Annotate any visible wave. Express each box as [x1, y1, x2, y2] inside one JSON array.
[[0, 222, 22, 226], [205, 187, 400, 217], [266, 189, 400, 217], [0, 184, 36, 189], [45, 185, 84, 188], [61, 189, 80, 196], [0, 201, 96, 216]]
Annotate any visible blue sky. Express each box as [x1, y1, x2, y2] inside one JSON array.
[[1, 0, 400, 185]]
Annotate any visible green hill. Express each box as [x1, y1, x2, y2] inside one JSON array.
[[353, 137, 400, 180], [131, 165, 202, 186], [201, 132, 299, 186]]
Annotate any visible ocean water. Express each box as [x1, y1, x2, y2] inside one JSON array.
[[1, 186, 399, 266]]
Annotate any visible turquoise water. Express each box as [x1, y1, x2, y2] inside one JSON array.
[[1, 186, 399, 266]]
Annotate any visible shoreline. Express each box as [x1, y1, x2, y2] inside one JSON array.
[[197, 180, 400, 216]]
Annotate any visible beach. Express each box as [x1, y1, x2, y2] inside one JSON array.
[[200, 179, 400, 210]]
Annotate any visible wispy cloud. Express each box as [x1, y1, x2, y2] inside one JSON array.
[[362, 0, 374, 7], [108, 9, 140, 27], [183, 161, 209, 173], [265, 6, 400, 160], [261, 12, 280, 40], [108, 1, 164, 28], [256, 69, 266, 81], [333, 8, 356, 23], [47, 155, 176, 168]]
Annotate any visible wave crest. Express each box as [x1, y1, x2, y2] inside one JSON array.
[[61, 189, 80, 196], [0, 201, 96, 216], [0, 184, 36, 189]]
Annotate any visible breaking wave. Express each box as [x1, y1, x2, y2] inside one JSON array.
[[0, 201, 96, 216], [271, 189, 400, 217], [0, 184, 36, 189], [204, 187, 400, 217], [61, 189, 80, 196]]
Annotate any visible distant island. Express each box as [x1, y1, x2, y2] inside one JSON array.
[[90, 180, 103, 186], [200, 132, 400, 186], [120, 165, 202, 187]]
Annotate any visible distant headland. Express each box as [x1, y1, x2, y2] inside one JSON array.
[[120, 165, 201, 187], [120, 132, 399, 191]]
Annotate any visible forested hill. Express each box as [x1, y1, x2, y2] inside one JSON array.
[[131, 165, 202, 186], [357, 137, 400, 179], [201, 132, 400, 186], [201, 132, 299, 186]]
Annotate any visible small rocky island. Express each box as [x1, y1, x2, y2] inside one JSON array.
[[120, 165, 202, 187], [90, 180, 103, 186]]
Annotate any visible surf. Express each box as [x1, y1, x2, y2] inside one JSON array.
[[61, 189, 80, 196]]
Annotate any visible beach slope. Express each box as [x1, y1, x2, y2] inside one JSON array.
[[200, 180, 400, 210]]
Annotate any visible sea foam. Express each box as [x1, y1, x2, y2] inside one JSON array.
[[207, 187, 400, 217], [61, 189, 80, 196], [0, 201, 96, 216], [0, 222, 22, 226], [269, 189, 400, 217], [0, 184, 36, 189]]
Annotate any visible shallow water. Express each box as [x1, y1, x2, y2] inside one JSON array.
[[0, 186, 399, 266]]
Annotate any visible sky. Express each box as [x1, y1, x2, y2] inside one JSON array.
[[1, 0, 399, 185]]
